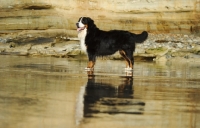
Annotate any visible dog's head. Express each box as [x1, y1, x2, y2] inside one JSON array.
[[76, 17, 94, 32]]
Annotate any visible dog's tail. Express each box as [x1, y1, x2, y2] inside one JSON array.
[[134, 31, 148, 43]]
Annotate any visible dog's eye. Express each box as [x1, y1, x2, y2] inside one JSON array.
[[82, 19, 87, 24]]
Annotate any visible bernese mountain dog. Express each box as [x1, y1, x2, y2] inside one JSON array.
[[76, 17, 148, 71]]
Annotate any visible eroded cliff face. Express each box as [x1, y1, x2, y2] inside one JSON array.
[[0, 0, 199, 36]]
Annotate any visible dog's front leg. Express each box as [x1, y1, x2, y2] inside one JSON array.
[[87, 61, 95, 69], [85, 54, 96, 70]]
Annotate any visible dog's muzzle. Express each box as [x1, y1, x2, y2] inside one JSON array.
[[76, 23, 86, 32], [76, 23, 79, 28]]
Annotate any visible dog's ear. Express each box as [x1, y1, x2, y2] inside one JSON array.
[[85, 17, 95, 29], [86, 17, 94, 25]]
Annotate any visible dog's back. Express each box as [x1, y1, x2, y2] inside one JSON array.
[[86, 29, 148, 56]]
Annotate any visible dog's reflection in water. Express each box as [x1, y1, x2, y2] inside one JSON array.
[[76, 71, 145, 125]]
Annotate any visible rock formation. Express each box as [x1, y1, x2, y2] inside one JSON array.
[[0, 0, 200, 61], [0, 0, 199, 35]]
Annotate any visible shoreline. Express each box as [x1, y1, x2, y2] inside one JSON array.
[[0, 29, 200, 62]]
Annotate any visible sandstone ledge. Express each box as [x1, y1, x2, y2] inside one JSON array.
[[0, 29, 200, 62], [0, 0, 199, 34]]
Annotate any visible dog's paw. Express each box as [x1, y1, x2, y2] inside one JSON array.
[[125, 67, 133, 71], [85, 67, 94, 71], [124, 67, 133, 76]]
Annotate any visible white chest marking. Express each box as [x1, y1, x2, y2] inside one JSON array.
[[78, 28, 87, 53], [77, 17, 87, 53]]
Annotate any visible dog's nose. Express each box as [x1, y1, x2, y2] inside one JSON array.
[[76, 23, 79, 28]]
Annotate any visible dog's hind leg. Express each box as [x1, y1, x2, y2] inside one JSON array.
[[119, 50, 133, 70], [119, 50, 129, 67], [127, 50, 134, 67], [126, 50, 134, 70]]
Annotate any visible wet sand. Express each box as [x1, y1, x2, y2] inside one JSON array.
[[0, 55, 200, 128]]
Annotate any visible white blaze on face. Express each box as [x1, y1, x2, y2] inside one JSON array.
[[77, 17, 85, 30], [77, 17, 87, 53]]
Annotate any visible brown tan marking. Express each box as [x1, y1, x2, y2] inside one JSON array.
[[119, 50, 133, 68], [87, 61, 95, 68]]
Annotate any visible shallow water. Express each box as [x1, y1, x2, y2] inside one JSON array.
[[0, 55, 200, 128]]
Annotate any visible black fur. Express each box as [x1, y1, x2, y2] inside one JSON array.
[[77, 17, 148, 69]]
